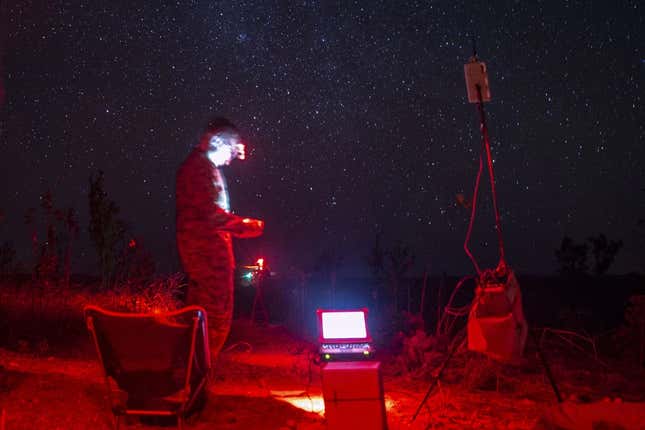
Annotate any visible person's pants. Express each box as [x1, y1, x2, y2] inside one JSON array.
[[178, 232, 234, 361]]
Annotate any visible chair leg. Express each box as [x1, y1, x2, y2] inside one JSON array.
[[177, 414, 184, 430], [114, 414, 120, 430]]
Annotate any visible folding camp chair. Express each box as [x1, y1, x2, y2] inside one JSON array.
[[84, 305, 211, 430]]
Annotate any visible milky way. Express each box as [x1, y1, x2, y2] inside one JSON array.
[[1, 1, 643, 276]]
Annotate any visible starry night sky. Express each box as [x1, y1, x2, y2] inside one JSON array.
[[1, 1, 643, 277]]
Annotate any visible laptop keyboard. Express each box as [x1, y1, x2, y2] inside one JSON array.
[[320, 342, 372, 354]]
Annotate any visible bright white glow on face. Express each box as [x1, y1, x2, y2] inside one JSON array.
[[206, 131, 244, 166], [321, 311, 367, 339], [207, 139, 233, 166]]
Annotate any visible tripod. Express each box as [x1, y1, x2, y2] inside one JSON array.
[[250, 269, 269, 325], [412, 52, 563, 425]]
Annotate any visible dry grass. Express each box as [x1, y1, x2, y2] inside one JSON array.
[[1, 278, 644, 429], [2, 319, 644, 430]]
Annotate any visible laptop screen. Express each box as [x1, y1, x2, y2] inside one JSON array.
[[317, 309, 370, 342]]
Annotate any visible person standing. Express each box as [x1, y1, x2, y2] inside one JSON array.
[[176, 117, 264, 360]]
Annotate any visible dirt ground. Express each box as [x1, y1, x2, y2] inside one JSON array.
[[0, 320, 643, 430]]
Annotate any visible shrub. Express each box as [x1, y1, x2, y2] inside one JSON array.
[[88, 171, 126, 288], [0, 273, 187, 353], [615, 294, 645, 371], [104, 273, 186, 313]]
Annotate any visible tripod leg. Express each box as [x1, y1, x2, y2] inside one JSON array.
[[530, 327, 563, 403], [251, 288, 257, 323], [258, 285, 269, 323], [411, 331, 466, 423]]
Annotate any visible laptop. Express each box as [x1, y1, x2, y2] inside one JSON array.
[[316, 308, 374, 361]]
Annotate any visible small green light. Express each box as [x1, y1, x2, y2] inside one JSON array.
[[324, 354, 331, 360], [363, 350, 370, 356]]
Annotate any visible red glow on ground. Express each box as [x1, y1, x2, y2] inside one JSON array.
[[275, 394, 325, 416], [273, 393, 395, 417]]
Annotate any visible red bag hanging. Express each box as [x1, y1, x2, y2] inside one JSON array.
[[467, 268, 527, 363]]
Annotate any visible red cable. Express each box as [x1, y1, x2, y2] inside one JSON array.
[[484, 131, 505, 262], [464, 152, 483, 275], [464, 87, 506, 274], [478, 96, 505, 263]]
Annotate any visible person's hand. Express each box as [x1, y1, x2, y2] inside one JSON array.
[[219, 216, 264, 237], [237, 217, 264, 238], [235, 143, 246, 160]]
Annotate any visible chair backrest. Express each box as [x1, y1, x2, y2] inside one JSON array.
[[85, 305, 210, 400]]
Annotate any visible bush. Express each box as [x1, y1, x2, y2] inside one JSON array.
[[0, 273, 187, 354], [102, 273, 185, 313], [615, 294, 645, 371], [390, 312, 450, 378]]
